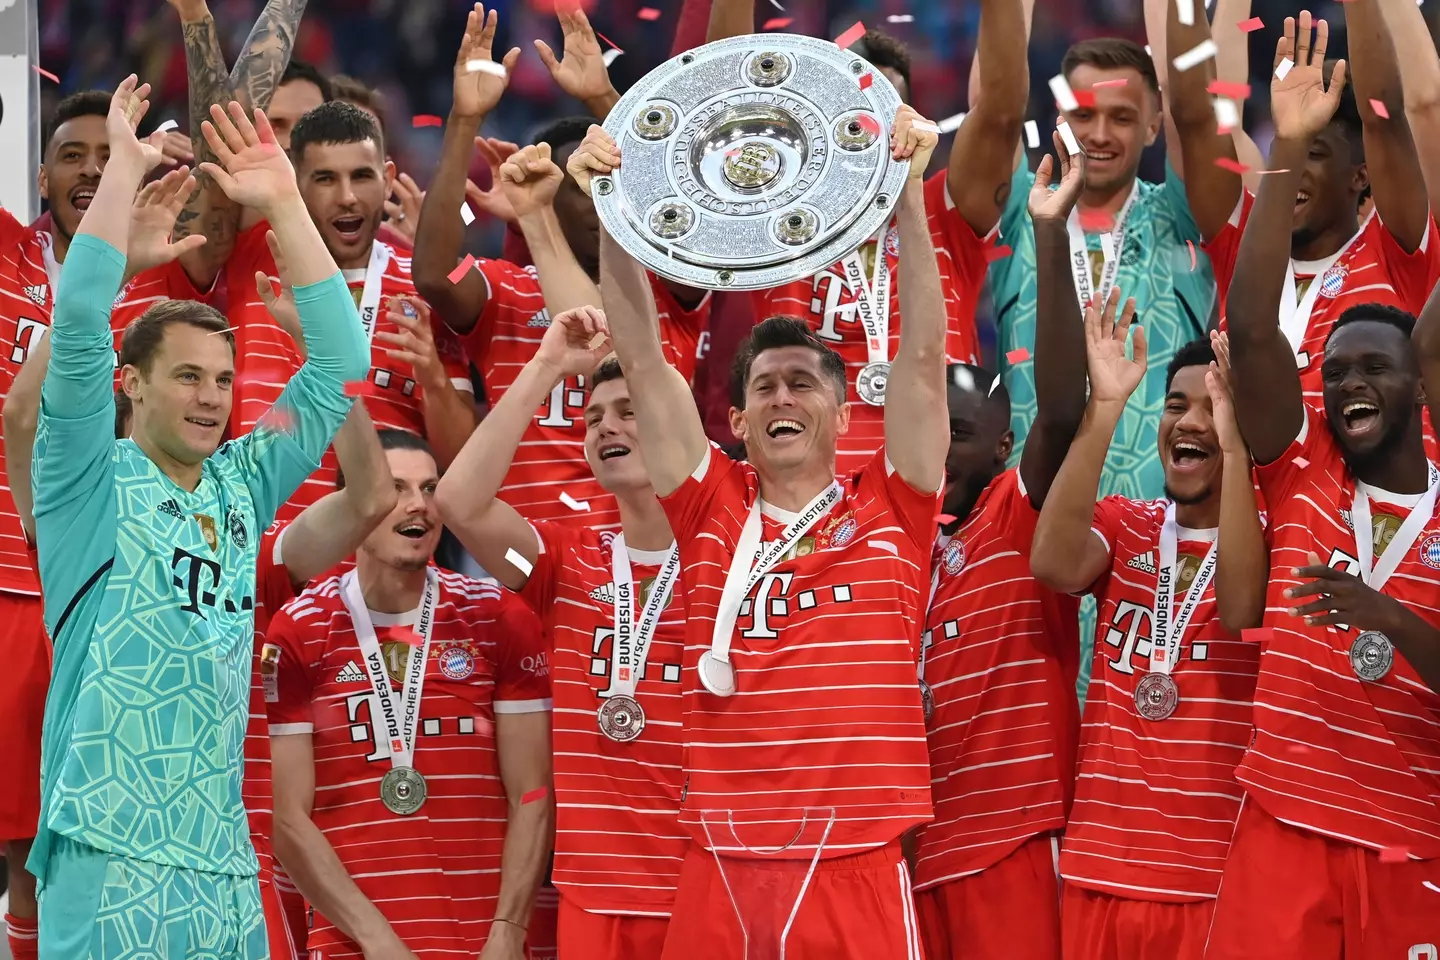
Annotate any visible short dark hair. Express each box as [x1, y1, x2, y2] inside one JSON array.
[[729, 316, 848, 408], [290, 101, 385, 164], [1062, 38, 1160, 98], [119, 300, 235, 375], [590, 356, 625, 392], [114, 389, 131, 439], [1327, 303, 1416, 347], [948, 363, 1009, 417], [331, 75, 389, 146], [1165, 337, 1217, 391], [336, 428, 435, 490], [856, 30, 912, 95], [1326, 61, 1365, 160], [281, 59, 334, 102], [532, 116, 595, 154], [42, 90, 111, 160]]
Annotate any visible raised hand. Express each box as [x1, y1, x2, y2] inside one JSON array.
[[107, 75, 168, 174], [465, 137, 521, 223], [127, 166, 208, 274], [535, 304, 613, 378], [1206, 331, 1246, 456], [255, 229, 303, 358], [498, 144, 564, 220], [453, 3, 520, 120], [567, 124, 620, 198], [159, 129, 195, 167], [375, 297, 449, 390], [890, 104, 939, 178], [199, 102, 297, 214], [1083, 287, 1145, 406], [385, 172, 425, 244], [1028, 129, 1088, 223], [534, 6, 619, 109], [1271, 11, 1347, 143]]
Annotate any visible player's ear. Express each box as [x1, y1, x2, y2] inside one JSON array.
[[37, 165, 48, 201], [384, 159, 397, 192], [997, 429, 1015, 464]]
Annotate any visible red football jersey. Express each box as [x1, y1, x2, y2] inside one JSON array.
[[1239, 411, 1440, 858], [517, 520, 688, 916], [464, 260, 710, 530], [267, 568, 551, 956], [914, 469, 1081, 891], [224, 224, 472, 523], [754, 172, 989, 479], [660, 444, 937, 858], [108, 258, 215, 383], [1060, 497, 1261, 901]]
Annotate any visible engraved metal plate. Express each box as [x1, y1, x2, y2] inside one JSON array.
[[856, 360, 891, 406], [1134, 673, 1179, 721], [598, 694, 647, 742], [380, 766, 428, 815], [1349, 631, 1394, 682], [919, 679, 935, 724], [594, 34, 909, 290]]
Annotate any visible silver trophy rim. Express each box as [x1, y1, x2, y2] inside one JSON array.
[[594, 32, 911, 291]]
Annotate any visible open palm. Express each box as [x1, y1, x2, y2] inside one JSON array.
[[1271, 12, 1346, 143], [128, 167, 207, 275], [534, 7, 615, 104], [200, 102, 296, 212], [1028, 129, 1087, 223], [1084, 288, 1145, 405], [453, 4, 520, 119]]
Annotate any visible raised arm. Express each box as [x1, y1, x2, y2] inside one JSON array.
[[1349, 0, 1430, 252], [1380, 0, 1440, 220], [1030, 292, 1145, 594], [705, 0, 752, 43], [486, 695, 554, 958], [1227, 15, 1345, 464], [948, 0, 1028, 235], [1213, 0, 1266, 190], [3, 332, 49, 541], [436, 306, 609, 590], [412, 5, 520, 333], [1019, 134, 1091, 506], [1207, 332, 1267, 632], [884, 107, 946, 493], [503, 143, 602, 314], [1166, 0, 1243, 241], [373, 296, 477, 468], [533, 6, 621, 121]]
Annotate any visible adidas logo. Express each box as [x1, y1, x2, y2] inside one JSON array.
[[527, 311, 552, 328], [156, 499, 184, 520], [1127, 551, 1158, 575], [23, 284, 47, 306], [589, 582, 615, 604], [336, 661, 366, 683]]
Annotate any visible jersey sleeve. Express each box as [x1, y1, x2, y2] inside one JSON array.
[[430, 311, 474, 394], [1155, 161, 1205, 246], [993, 468, 1044, 553], [265, 604, 318, 733], [229, 222, 274, 291], [652, 275, 711, 383], [515, 518, 576, 621], [1252, 405, 1334, 505], [492, 595, 552, 712], [1202, 190, 1254, 309], [0, 208, 30, 249], [658, 442, 750, 546], [1083, 495, 1131, 597], [989, 164, 1037, 335], [224, 272, 369, 529], [925, 170, 988, 365], [1377, 214, 1440, 311], [463, 259, 534, 367], [257, 524, 299, 624], [868, 446, 942, 552]]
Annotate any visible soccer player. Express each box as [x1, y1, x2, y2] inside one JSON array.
[[705, 0, 1026, 477], [266, 430, 553, 959], [571, 105, 943, 957], [29, 78, 369, 954], [911, 133, 1092, 960], [437, 305, 689, 958], [1169, 5, 1440, 413], [1202, 19, 1440, 957], [267, 58, 333, 152], [412, 6, 709, 530]]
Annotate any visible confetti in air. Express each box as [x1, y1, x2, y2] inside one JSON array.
[[988, 374, 1003, 397], [1092, 78, 1129, 90], [937, 513, 957, 525], [887, 14, 914, 23], [951, 367, 975, 391], [460, 202, 475, 226], [985, 244, 1013, 263], [1275, 58, 1294, 81], [1213, 98, 1240, 134], [506, 548, 534, 577], [1100, 233, 1116, 263], [465, 59, 508, 78], [637, 6, 661, 19], [859, 73, 874, 90], [34, 65, 58, 83], [1057, 122, 1082, 156], [1173, 40, 1218, 72], [1176, 0, 1195, 26], [522, 786, 550, 805], [1072, 90, 1097, 109], [157, 119, 180, 133], [1024, 120, 1040, 148], [1048, 74, 1079, 112], [448, 254, 477, 284], [1006, 348, 1031, 364], [1207, 80, 1251, 100], [207, 325, 240, 337], [559, 491, 591, 512], [603, 49, 623, 67], [1236, 16, 1264, 32], [1187, 240, 1197, 271], [1370, 98, 1390, 119], [834, 21, 867, 49], [412, 115, 443, 128], [911, 119, 940, 134], [763, 17, 792, 28], [1379, 847, 1411, 864], [937, 112, 967, 134], [1291, 456, 1310, 469], [1213, 157, 1250, 175]]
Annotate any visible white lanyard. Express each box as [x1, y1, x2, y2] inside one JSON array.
[[342, 567, 438, 769], [1279, 222, 1363, 358], [356, 241, 392, 344], [918, 545, 945, 683], [1351, 463, 1440, 593], [708, 482, 843, 665], [606, 536, 681, 699], [41, 231, 60, 289], [840, 228, 893, 365], [1066, 184, 1139, 310], [1149, 503, 1220, 676]]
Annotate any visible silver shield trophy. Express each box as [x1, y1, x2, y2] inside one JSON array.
[[593, 33, 910, 291]]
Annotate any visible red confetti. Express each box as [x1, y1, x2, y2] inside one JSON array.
[[260, 406, 296, 435], [834, 21, 867, 49], [1006, 347, 1031, 364], [937, 513, 958, 525], [1292, 456, 1310, 469], [763, 17, 792, 29], [1187, 240, 1197, 272], [985, 244, 1013, 263], [1241, 627, 1275, 646], [412, 115, 443, 128], [1213, 157, 1250, 175], [1078, 209, 1115, 233], [448, 254, 477, 284], [1092, 78, 1129, 89], [1370, 98, 1390, 120], [521, 786, 549, 805], [33, 65, 59, 83], [344, 381, 368, 398], [1236, 17, 1264, 33], [859, 73, 874, 90], [1379, 847, 1411, 864], [637, 6, 661, 20], [1073, 90, 1097, 109], [1207, 80, 1252, 100], [594, 29, 623, 52]]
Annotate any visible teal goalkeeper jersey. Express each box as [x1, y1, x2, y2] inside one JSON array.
[[990, 162, 1217, 501], [28, 235, 368, 880]]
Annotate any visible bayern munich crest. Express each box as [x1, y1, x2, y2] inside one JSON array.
[[829, 516, 858, 547], [1318, 262, 1348, 298], [884, 224, 900, 258], [437, 644, 476, 680], [1420, 533, 1440, 570], [943, 540, 966, 576]]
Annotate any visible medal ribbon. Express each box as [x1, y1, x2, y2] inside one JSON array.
[[606, 535, 681, 699], [1149, 503, 1220, 677], [342, 567, 438, 770], [918, 539, 947, 683], [1351, 462, 1440, 594], [708, 481, 844, 666], [839, 225, 893, 366], [355, 241, 392, 344], [1278, 220, 1364, 361], [1065, 183, 1139, 311]]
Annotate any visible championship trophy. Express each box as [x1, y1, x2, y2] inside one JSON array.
[[593, 33, 910, 291]]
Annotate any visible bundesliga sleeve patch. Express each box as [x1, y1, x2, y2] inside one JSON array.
[[260, 644, 282, 703]]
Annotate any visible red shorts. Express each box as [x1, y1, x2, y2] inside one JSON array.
[[1061, 885, 1213, 960], [660, 840, 923, 960], [557, 895, 667, 960], [915, 833, 1060, 960], [259, 872, 299, 960], [0, 592, 49, 841], [528, 884, 559, 959], [1206, 799, 1440, 959]]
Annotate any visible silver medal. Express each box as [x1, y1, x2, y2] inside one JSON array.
[[598, 694, 647, 742], [856, 361, 891, 406], [919, 679, 935, 724], [698, 650, 737, 697], [380, 766, 428, 816], [1134, 673, 1179, 721], [1349, 631, 1394, 682]]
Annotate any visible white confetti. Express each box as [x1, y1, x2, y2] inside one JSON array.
[[460, 202, 475, 226], [937, 111, 966, 134], [910, 120, 940, 134], [1275, 57, 1294, 81], [559, 491, 591, 512], [1049, 74, 1079, 112], [465, 59, 508, 78], [1213, 98, 1239, 134], [1057, 121, 1082, 156], [157, 119, 179, 133], [951, 367, 975, 391], [1024, 120, 1040, 148], [602, 49, 623, 67], [505, 548, 534, 577], [988, 374, 1003, 397], [887, 14, 914, 23], [1173, 39, 1218, 72], [1100, 233, 1116, 263], [1176, 0, 1195, 27]]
